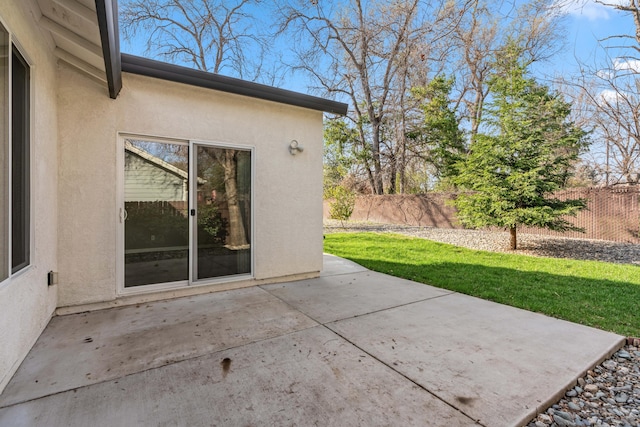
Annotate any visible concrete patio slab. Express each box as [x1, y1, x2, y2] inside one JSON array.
[[0, 287, 317, 407], [262, 271, 452, 324], [0, 255, 625, 426], [320, 253, 368, 276], [0, 326, 479, 427], [327, 292, 625, 427]]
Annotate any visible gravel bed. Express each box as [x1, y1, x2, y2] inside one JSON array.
[[528, 340, 640, 427], [323, 220, 640, 265], [324, 220, 640, 426]]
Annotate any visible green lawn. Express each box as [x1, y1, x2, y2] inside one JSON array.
[[324, 232, 640, 337]]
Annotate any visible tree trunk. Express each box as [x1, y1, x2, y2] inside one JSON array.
[[222, 151, 248, 249], [399, 133, 407, 194], [509, 226, 517, 250], [372, 153, 384, 194], [371, 122, 385, 194], [360, 150, 376, 195], [388, 152, 397, 194]]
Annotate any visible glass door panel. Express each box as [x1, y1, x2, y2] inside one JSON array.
[[124, 139, 189, 287], [193, 144, 251, 281], [0, 24, 9, 282]]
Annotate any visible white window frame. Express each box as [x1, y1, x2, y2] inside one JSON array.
[[0, 18, 34, 288]]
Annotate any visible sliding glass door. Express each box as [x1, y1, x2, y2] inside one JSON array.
[[192, 144, 251, 281], [123, 139, 190, 287], [123, 138, 252, 289]]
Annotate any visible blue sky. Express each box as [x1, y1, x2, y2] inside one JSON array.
[[119, 0, 639, 92], [543, 0, 637, 77]]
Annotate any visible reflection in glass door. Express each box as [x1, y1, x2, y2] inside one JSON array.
[[193, 144, 251, 281], [123, 138, 252, 289], [124, 139, 189, 287]]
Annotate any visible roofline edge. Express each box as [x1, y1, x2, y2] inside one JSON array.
[[120, 53, 348, 115], [95, 0, 122, 98]]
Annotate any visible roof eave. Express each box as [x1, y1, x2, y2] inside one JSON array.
[[92, 1, 347, 114], [121, 53, 348, 115]]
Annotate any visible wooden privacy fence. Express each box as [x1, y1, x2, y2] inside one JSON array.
[[324, 187, 640, 244]]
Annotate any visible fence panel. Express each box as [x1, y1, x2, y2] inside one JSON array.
[[326, 187, 640, 244], [520, 187, 639, 243]]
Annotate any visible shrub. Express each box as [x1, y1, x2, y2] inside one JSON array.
[[325, 185, 356, 224], [197, 204, 228, 245]]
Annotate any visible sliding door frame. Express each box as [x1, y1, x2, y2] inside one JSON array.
[[189, 140, 255, 285], [117, 133, 255, 296]]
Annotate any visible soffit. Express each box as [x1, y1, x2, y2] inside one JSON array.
[[34, 0, 106, 82]]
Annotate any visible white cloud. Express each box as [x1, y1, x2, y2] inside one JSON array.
[[595, 59, 640, 82], [554, 0, 623, 21], [613, 58, 640, 73], [598, 89, 622, 102]]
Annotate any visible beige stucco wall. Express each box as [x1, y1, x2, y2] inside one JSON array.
[[0, 2, 59, 393], [57, 67, 324, 308]]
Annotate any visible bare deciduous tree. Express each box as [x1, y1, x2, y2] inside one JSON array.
[[596, 0, 640, 49], [558, 0, 640, 185], [570, 63, 640, 185], [120, 0, 267, 80], [451, 0, 565, 138], [276, 0, 467, 194]]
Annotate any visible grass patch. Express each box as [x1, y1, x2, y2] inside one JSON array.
[[324, 232, 640, 337]]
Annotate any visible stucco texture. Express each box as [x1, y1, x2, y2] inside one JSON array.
[[57, 69, 324, 308], [0, 2, 59, 393]]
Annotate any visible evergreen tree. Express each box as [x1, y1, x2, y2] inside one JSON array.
[[410, 75, 466, 182], [453, 45, 588, 250]]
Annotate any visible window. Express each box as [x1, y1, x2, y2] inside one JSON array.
[[0, 22, 30, 281], [11, 46, 30, 273]]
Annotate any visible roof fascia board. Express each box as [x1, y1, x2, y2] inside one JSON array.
[[95, 0, 122, 98], [121, 53, 348, 115]]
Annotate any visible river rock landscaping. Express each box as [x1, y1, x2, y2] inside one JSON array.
[[323, 220, 640, 265], [528, 340, 639, 427]]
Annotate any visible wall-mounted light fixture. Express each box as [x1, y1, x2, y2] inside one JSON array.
[[289, 139, 304, 155]]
